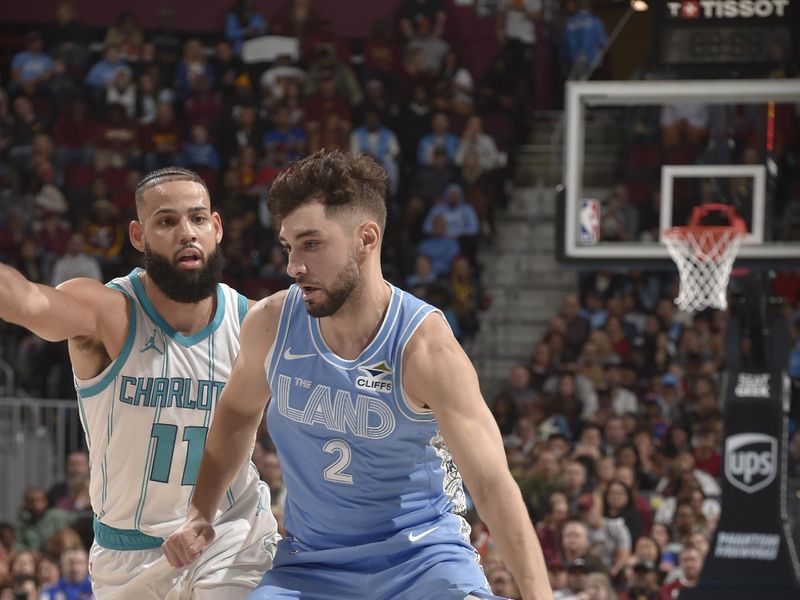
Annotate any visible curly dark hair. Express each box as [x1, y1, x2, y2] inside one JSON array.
[[267, 150, 388, 232]]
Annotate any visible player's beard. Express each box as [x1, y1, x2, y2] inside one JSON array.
[[304, 248, 360, 318], [144, 243, 225, 304]]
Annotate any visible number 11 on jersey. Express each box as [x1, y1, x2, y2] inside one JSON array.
[[150, 424, 209, 485]]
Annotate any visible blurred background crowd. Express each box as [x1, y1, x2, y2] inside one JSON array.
[[0, 1, 798, 599]]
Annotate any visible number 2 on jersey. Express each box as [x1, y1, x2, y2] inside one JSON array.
[[149, 424, 208, 485], [323, 439, 353, 484]]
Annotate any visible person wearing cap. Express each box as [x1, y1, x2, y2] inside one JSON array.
[[553, 558, 591, 599], [546, 558, 568, 596], [624, 559, 660, 599]]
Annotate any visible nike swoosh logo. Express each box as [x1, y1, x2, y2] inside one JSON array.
[[408, 525, 440, 543], [284, 348, 315, 361]]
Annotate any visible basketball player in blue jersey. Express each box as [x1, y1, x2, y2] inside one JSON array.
[[0, 168, 278, 599], [164, 151, 553, 599]]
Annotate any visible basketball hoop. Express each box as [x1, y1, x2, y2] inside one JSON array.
[[663, 204, 746, 313]]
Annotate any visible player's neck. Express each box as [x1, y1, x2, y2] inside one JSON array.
[[139, 272, 216, 336], [319, 272, 391, 361]]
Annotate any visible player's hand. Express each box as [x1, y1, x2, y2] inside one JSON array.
[[162, 515, 216, 568]]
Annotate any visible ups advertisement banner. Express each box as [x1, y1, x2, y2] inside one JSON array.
[[683, 371, 800, 599]]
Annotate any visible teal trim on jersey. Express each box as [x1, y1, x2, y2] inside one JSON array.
[[129, 270, 226, 347], [79, 292, 137, 398], [237, 293, 248, 325], [392, 304, 438, 423], [93, 517, 164, 550], [309, 282, 401, 370], [267, 286, 299, 382], [135, 343, 169, 529], [75, 390, 91, 451]]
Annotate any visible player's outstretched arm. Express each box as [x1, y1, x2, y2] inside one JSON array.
[[162, 291, 285, 568], [404, 314, 553, 600], [0, 263, 120, 342]]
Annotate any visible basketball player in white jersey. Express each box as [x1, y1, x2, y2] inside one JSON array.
[[0, 168, 278, 599], [164, 151, 553, 599]]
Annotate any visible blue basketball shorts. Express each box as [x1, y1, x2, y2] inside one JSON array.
[[246, 521, 505, 600]]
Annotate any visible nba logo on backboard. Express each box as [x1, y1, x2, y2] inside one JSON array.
[[578, 199, 600, 245]]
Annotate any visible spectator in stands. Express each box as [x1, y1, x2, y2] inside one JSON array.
[[361, 19, 401, 93], [210, 41, 243, 105], [350, 109, 400, 197], [660, 103, 709, 148], [417, 111, 459, 166], [104, 10, 143, 60], [264, 103, 307, 163], [422, 183, 480, 250], [477, 52, 516, 117], [259, 54, 306, 110], [438, 50, 475, 116], [225, 0, 268, 55], [180, 124, 220, 172], [93, 103, 138, 172], [416, 214, 460, 277], [36, 556, 60, 590], [105, 68, 137, 119], [140, 101, 182, 171], [659, 546, 702, 598], [405, 253, 436, 291], [269, 0, 323, 53], [41, 547, 92, 600], [46, 1, 89, 74], [603, 479, 644, 543], [448, 255, 482, 340], [50, 233, 102, 285], [455, 115, 503, 171], [396, 82, 433, 160], [305, 44, 362, 108], [14, 488, 77, 552], [184, 75, 223, 130], [8, 96, 46, 169], [496, 0, 541, 113], [175, 39, 215, 100], [561, 520, 604, 572], [562, 0, 607, 80], [399, 0, 446, 42], [405, 16, 450, 75], [219, 105, 263, 166], [84, 45, 130, 90], [15, 238, 50, 289], [11, 32, 55, 93], [53, 99, 96, 167], [488, 565, 521, 599], [46, 451, 89, 509], [305, 68, 353, 153], [577, 493, 631, 580]]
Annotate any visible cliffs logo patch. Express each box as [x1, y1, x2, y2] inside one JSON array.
[[356, 361, 393, 394], [725, 433, 777, 494]]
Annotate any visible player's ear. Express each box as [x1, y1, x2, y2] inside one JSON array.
[[129, 220, 145, 252], [213, 211, 223, 244], [359, 220, 381, 254]]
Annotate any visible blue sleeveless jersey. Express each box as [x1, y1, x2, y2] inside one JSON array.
[[265, 283, 468, 550]]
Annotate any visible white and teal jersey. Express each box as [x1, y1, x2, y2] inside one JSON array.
[[75, 268, 262, 545], [266, 283, 469, 551]]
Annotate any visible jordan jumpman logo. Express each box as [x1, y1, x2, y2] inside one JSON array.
[[140, 329, 164, 355]]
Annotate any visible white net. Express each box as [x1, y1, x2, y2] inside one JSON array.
[[663, 227, 744, 313]]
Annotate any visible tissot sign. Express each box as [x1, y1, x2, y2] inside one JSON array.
[[666, 0, 789, 19], [657, 0, 797, 69]]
